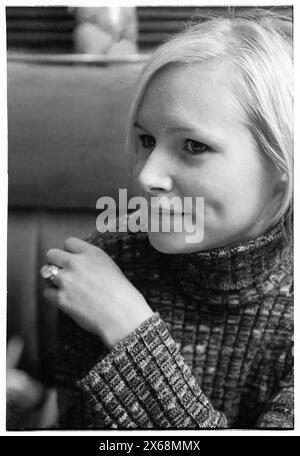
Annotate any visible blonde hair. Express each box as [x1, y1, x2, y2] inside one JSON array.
[[127, 9, 293, 237]]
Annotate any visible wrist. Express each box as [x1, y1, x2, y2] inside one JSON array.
[[103, 302, 154, 350]]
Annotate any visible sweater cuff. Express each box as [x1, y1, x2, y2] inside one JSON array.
[[78, 312, 226, 429]]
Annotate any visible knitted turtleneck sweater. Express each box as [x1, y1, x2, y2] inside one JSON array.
[[56, 220, 293, 429]]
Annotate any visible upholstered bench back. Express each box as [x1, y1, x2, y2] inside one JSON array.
[[7, 58, 143, 383]]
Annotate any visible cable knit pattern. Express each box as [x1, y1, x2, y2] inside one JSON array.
[[55, 219, 293, 429]]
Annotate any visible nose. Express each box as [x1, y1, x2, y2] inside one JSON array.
[[137, 148, 174, 195]]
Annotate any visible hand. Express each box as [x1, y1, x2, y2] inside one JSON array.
[[7, 337, 46, 410], [42, 237, 154, 349], [7, 337, 58, 428]]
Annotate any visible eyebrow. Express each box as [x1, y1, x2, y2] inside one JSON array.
[[133, 121, 152, 134], [134, 120, 219, 145], [134, 120, 202, 132]]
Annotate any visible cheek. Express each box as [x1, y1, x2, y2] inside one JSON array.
[[208, 155, 276, 219], [179, 153, 271, 218], [133, 160, 143, 180], [133, 153, 147, 181]]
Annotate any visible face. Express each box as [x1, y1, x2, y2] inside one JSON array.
[[134, 62, 281, 254]]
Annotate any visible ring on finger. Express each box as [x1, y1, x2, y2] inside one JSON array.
[[40, 264, 61, 282]]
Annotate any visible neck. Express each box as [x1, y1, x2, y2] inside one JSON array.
[[161, 219, 292, 293]]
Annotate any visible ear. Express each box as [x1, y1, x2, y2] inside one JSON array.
[[275, 172, 288, 193], [280, 172, 288, 182], [267, 171, 287, 215]]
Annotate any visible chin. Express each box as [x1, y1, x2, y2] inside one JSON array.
[[147, 231, 209, 254]]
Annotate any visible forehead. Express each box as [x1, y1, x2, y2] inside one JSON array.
[[137, 62, 242, 130]]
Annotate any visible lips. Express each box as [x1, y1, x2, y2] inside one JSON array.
[[150, 206, 185, 215]]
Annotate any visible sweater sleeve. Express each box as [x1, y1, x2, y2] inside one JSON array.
[[256, 357, 294, 429], [78, 312, 227, 429]]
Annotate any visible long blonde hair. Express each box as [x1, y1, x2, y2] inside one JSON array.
[[127, 9, 293, 236]]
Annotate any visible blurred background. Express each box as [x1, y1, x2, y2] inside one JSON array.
[[6, 6, 259, 53], [6, 5, 292, 430]]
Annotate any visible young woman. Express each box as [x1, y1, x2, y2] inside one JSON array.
[[42, 10, 293, 429]]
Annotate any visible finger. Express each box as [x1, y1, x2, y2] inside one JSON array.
[[40, 265, 63, 289], [46, 248, 72, 268], [63, 237, 93, 254], [7, 336, 24, 369], [46, 267, 64, 288]]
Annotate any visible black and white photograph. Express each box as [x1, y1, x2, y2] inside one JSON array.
[[3, 1, 294, 437]]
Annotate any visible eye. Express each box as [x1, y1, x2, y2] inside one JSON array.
[[183, 139, 211, 155], [138, 134, 156, 150]]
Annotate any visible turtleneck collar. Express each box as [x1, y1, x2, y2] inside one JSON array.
[[161, 219, 292, 292]]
